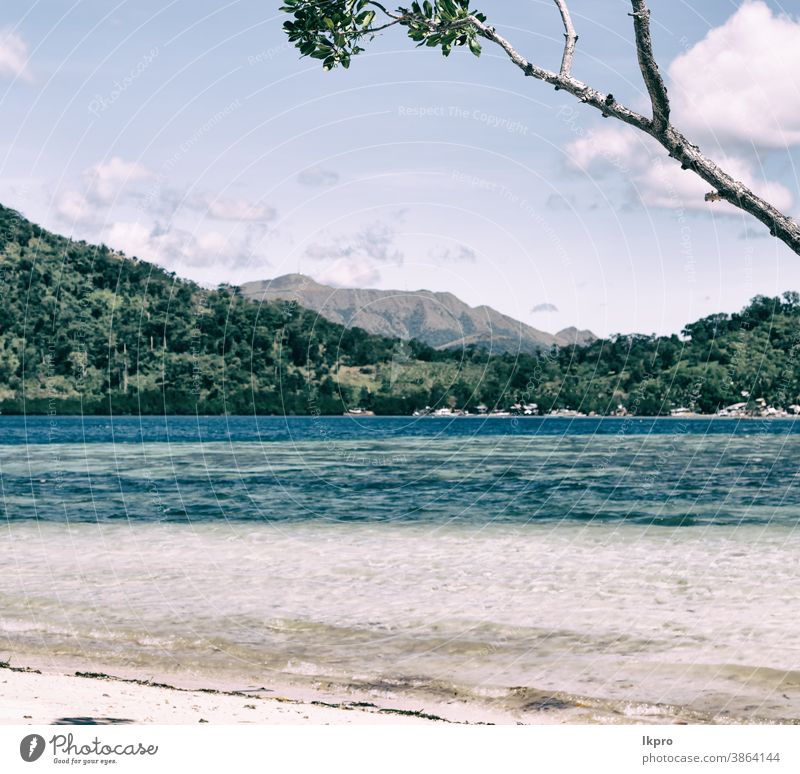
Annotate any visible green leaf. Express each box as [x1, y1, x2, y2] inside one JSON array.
[[280, 0, 492, 71]]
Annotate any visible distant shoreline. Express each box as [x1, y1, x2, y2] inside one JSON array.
[[0, 413, 796, 420]]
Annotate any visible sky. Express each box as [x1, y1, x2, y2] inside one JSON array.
[[1, 0, 800, 338]]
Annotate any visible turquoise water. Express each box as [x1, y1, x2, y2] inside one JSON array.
[[1, 417, 799, 722]]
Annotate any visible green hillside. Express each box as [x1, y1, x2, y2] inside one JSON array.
[[0, 204, 436, 415], [1, 203, 799, 417]]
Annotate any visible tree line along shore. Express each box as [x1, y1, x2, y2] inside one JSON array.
[[2, 204, 800, 418]]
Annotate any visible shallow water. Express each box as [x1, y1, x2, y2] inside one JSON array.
[[1, 417, 799, 721]]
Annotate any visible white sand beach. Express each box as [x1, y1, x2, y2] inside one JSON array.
[[1, 659, 566, 725], [1, 659, 742, 725], [0, 664, 456, 725]]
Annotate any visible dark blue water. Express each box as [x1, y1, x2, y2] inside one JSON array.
[[1, 416, 799, 526], [2, 414, 799, 445]]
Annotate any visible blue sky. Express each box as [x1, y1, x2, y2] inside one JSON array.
[[1, 0, 799, 337]]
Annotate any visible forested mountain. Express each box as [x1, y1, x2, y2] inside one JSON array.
[[1, 203, 799, 417]]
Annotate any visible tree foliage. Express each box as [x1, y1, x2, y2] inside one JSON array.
[[280, 0, 485, 69]]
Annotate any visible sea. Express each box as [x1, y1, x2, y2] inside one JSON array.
[[1, 415, 799, 723]]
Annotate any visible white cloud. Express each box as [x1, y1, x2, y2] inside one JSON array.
[[195, 231, 230, 260], [0, 28, 31, 81], [84, 157, 153, 203], [636, 150, 794, 214], [105, 221, 234, 268], [305, 223, 402, 264], [304, 222, 403, 287], [668, 1, 800, 149], [566, 126, 637, 174], [315, 257, 384, 287], [52, 157, 154, 225], [191, 194, 276, 222], [567, 125, 794, 213], [566, 125, 794, 214], [105, 221, 182, 263], [51, 159, 275, 275], [545, 193, 576, 211], [428, 244, 477, 263], [54, 189, 92, 223], [297, 167, 340, 187]]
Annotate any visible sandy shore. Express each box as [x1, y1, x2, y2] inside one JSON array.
[[0, 663, 464, 725], [1, 659, 728, 725], [2, 658, 567, 725]]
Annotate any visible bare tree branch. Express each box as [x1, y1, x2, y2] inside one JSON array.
[[553, 0, 578, 78], [660, 126, 800, 251], [465, 13, 800, 256], [363, 3, 409, 33], [625, 0, 800, 252], [363, 18, 407, 33], [467, 16, 650, 131], [365, 0, 397, 16], [629, 0, 670, 134]]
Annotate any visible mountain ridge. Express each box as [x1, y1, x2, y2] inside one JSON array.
[[240, 273, 596, 353]]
